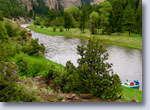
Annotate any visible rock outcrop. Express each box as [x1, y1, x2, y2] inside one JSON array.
[[60, 0, 82, 8], [43, 0, 59, 9], [90, 0, 105, 5], [18, 0, 105, 10]]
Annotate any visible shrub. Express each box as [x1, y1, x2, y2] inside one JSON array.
[[59, 26, 64, 32], [10, 53, 58, 77], [53, 26, 56, 32], [34, 17, 41, 25], [40, 24, 44, 28], [22, 39, 45, 55], [57, 96, 64, 101], [50, 17, 64, 27], [4, 21, 15, 37], [0, 21, 8, 41], [0, 61, 42, 102]]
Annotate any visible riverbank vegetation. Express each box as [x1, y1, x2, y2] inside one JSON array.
[[28, 25, 142, 50], [29, 0, 142, 50], [33, 0, 142, 36]]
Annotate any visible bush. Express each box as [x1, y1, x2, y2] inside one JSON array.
[[0, 41, 19, 61], [50, 17, 64, 27], [53, 26, 56, 32], [34, 17, 41, 25], [53, 38, 122, 99], [19, 29, 28, 42], [22, 39, 45, 55], [10, 53, 58, 77], [40, 24, 44, 28], [0, 21, 8, 41], [59, 26, 64, 32], [0, 61, 42, 102], [4, 21, 15, 37]]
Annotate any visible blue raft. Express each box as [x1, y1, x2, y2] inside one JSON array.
[[122, 80, 140, 89]]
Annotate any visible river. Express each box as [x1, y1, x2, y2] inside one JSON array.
[[21, 24, 142, 90]]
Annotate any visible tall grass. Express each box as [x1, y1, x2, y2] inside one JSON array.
[[9, 53, 64, 77]]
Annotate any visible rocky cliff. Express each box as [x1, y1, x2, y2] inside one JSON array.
[[90, 0, 105, 5], [18, 0, 104, 11], [60, 0, 82, 8]]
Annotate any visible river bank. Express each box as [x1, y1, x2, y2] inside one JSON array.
[[27, 25, 142, 50]]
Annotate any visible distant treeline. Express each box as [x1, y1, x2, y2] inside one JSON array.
[[0, 0, 49, 19], [33, 0, 142, 35], [0, 0, 142, 35]]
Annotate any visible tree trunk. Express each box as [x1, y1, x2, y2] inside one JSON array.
[[129, 30, 131, 36]]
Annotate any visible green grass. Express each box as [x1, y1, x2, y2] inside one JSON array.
[[9, 53, 64, 77], [122, 87, 142, 102], [27, 25, 142, 50]]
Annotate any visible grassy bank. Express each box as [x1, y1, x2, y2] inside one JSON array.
[[122, 87, 142, 102], [27, 25, 142, 50], [10, 53, 64, 77]]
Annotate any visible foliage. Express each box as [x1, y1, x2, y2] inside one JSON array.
[[34, 17, 41, 25], [4, 21, 15, 37], [22, 39, 45, 55], [50, 17, 64, 27], [0, 0, 27, 18], [0, 61, 41, 102], [65, 6, 80, 21], [10, 53, 60, 77], [53, 38, 122, 99], [44, 9, 56, 27], [99, 1, 112, 34], [0, 11, 4, 21], [63, 12, 72, 31], [79, 6, 88, 33], [109, 0, 123, 33], [0, 21, 8, 41], [90, 11, 99, 34], [123, 5, 135, 36], [53, 26, 57, 32], [0, 41, 19, 62], [59, 26, 64, 32]]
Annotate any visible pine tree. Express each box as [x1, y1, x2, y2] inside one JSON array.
[[79, 6, 88, 33], [123, 5, 135, 36], [90, 11, 99, 34], [63, 12, 72, 31], [99, 1, 112, 35], [110, 0, 123, 33]]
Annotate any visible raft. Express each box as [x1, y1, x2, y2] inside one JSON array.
[[122, 83, 139, 88], [122, 80, 140, 89]]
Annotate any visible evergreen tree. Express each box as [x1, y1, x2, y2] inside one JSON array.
[[123, 5, 135, 36], [79, 6, 88, 33], [136, 1, 142, 34], [99, 1, 112, 35], [63, 12, 72, 31], [90, 11, 99, 34], [110, 0, 123, 33]]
